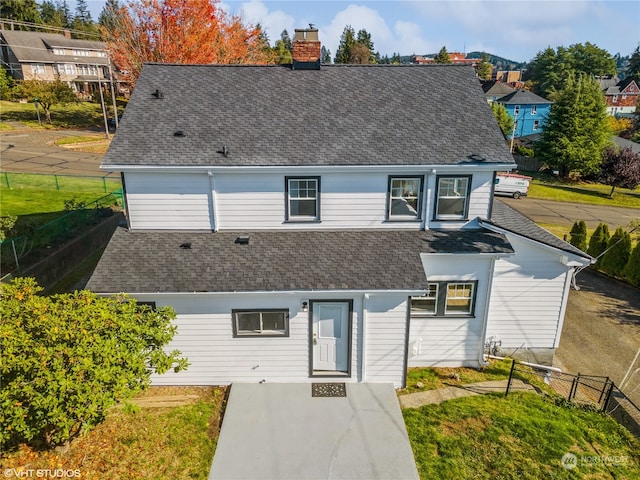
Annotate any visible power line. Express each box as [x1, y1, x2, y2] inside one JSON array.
[[0, 17, 102, 40]]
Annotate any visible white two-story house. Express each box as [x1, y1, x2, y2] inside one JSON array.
[[87, 29, 591, 388]]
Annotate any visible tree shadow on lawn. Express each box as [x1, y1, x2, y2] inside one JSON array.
[[575, 269, 640, 326], [1, 105, 105, 130]]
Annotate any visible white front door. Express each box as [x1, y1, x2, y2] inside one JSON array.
[[312, 302, 349, 373]]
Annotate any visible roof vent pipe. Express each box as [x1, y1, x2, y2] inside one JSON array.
[[235, 236, 249, 245]]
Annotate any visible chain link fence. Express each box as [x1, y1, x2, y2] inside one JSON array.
[[2, 171, 120, 193], [1, 191, 123, 276], [505, 359, 640, 437]]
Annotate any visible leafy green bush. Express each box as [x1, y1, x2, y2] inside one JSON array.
[[599, 227, 632, 277], [0, 278, 188, 448], [569, 220, 587, 252], [514, 145, 535, 157]]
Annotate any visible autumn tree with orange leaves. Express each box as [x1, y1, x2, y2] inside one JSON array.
[[102, 0, 274, 86]]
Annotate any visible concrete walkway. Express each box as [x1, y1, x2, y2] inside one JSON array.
[[209, 383, 419, 480], [399, 379, 536, 409]]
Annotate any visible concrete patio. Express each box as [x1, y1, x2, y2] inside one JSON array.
[[209, 382, 419, 480]]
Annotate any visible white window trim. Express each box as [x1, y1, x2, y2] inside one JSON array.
[[445, 283, 475, 315], [434, 175, 471, 221], [387, 176, 423, 221], [533, 120, 540, 131], [513, 105, 520, 115], [530, 105, 537, 115], [285, 176, 320, 222], [232, 309, 290, 337], [410, 284, 439, 316]]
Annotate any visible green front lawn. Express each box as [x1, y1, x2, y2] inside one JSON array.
[[0, 100, 119, 130], [404, 392, 640, 479]]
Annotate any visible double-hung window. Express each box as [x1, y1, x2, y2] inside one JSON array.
[[513, 105, 520, 115], [530, 105, 537, 115], [410, 281, 477, 317], [30, 63, 46, 75], [434, 176, 471, 220], [533, 120, 540, 131], [232, 309, 289, 337], [388, 176, 423, 220], [285, 176, 320, 221]]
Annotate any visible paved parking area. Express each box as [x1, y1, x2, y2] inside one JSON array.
[[209, 383, 419, 480]]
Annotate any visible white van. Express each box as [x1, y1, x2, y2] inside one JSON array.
[[494, 172, 531, 199]]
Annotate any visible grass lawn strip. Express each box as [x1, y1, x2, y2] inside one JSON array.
[[403, 392, 640, 479], [0, 387, 227, 480]]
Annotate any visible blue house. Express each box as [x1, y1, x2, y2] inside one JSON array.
[[497, 89, 552, 138]]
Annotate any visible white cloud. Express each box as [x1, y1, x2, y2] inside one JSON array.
[[237, 1, 296, 43]]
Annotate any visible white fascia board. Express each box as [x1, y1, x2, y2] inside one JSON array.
[[419, 252, 513, 259], [102, 163, 516, 175], [94, 288, 428, 296], [480, 221, 592, 266]]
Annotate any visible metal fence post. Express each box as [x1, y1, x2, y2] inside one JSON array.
[[4, 172, 10, 189], [505, 359, 516, 396], [568, 373, 580, 401], [598, 377, 610, 405], [54, 174, 60, 190], [11, 239, 19, 270], [102, 176, 107, 193], [602, 381, 615, 413]]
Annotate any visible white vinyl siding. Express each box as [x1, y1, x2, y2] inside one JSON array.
[[409, 256, 492, 367], [125, 172, 213, 230], [486, 235, 569, 349], [364, 295, 409, 386]]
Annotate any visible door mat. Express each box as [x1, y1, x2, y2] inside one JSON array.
[[312, 382, 347, 397]]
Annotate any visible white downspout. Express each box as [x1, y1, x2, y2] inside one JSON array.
[[361, 293, 369, 383], [208, 171, 218, 232], [478, 257, 497, 366]]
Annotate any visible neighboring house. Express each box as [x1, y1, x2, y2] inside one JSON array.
[[496, 89, 552, 139], [481, 80, 516, 103], [602, 78, 639, 117], [0, 29, 113, 98], [87, 28, 591, 388], [495, 70, 523, 84], [612, 136, 640, 155]]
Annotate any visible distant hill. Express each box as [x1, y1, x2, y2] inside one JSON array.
[[466, 52, 526, 71], [407, 51, 526, 71]]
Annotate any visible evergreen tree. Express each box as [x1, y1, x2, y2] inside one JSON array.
[[39, 1, 67, 28], [334, 25, 356, 64], [535, 73, 610, 178], [321, 46, 332, 64], [569, 220, 588, 252], [490, 102, 514, 138], [434, 46, 452, 64], [626, 44, 640, 84], [356, 29, 376, 63], [476, 52, 492, 80], [587, 223, 610, 264], [72, 0, 99, 37], [274, 30, 293, 64], [98, 0, 121, 32], [599, 227, 632, 277], [0, 0, 42, 28], [623, 241, 640, 287], [390, 53, 402, 64]]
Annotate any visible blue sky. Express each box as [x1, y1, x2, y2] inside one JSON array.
[[78, 1, 639, 62]]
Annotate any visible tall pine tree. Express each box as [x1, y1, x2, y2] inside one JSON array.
[[434, 46, 452, 64], [535, 73, 610, 178], [334, 25, 356, 64]]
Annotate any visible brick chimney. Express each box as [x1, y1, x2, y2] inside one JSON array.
[[292, 27, 321, 70]]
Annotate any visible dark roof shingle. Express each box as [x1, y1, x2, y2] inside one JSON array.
[[483, 200, 592, 260], [103, 63, 515, 168], [86, 228, 514, 293]]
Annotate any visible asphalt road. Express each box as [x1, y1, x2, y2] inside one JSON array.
[[0, 128, 116, 177], [500, 196, 639, 230]]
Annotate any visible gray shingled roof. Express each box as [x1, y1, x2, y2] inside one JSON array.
[[497, 89, 552, 105], [86, 228, 514, 293], [481, 80, 516, 97], [103, 63, 515, 168], [482, 200, 592, 260], [0, 30, 107, 64]]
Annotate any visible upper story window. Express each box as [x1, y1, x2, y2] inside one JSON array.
[[410, 284, 438, 315], [513, 105, 520, 115], [52, 48, 66, 55], [612, 94, 618, 102], [533, 120, 540, 131], [530, 105, 537, 115], [56, 63, 76, 75], [30, 63, 46, 74], [285, 176, 320, 222], [387, 176, 423, 221], [232, 309, 289, 337], [434, 175, 471, 221], [72, 49, 90, 56], [77, 64, 98, 76]]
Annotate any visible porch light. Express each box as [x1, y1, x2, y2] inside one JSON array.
[[302, 301, 308, 312]]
